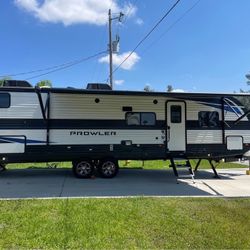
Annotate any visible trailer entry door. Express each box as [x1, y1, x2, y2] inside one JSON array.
[[167, 101, 186, 151]]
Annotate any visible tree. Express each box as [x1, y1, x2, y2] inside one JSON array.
[[36, 80, 52, 88], [143, 84, 154, 92], [246, 73, 250, 85], [167, 85, 173, 92], [239, 73, 250, 93], [0, 77, 11, 86]]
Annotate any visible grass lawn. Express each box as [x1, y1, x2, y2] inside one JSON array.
[[119, 159, 244, 170], [6, 159, 245, 170], [0, 198, 249, 249]]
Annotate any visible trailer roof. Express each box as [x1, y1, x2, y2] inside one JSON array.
[[0, 86, 250, 98]]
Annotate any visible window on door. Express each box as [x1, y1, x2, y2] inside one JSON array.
[[170, 105, 182, 123]]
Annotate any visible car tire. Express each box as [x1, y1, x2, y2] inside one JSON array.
[[73, 159, 94, 178], [98, 159, 119, 178]]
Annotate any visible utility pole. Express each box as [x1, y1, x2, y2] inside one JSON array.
[[108, 9, 124, 89], [108, 9, 113, 89]]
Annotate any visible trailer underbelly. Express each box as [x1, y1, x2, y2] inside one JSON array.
[[0, 143, 248, 164]]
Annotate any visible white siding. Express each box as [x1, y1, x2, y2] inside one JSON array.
[[225, 130, 250, 143], [187, 130, 222, 144], [0, 136, 25, 153], [0, 92, 43, 119], [186, 100, 222, 120], [0, 130, 46, 145], [50, 93, 166, 120], [49, 129, 165, 145]]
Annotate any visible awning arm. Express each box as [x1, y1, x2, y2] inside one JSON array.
[[223, 98, 241, 118], [234, 109, 250, 125], [35, 87, 47, 120], [221, 98, 231, 128]]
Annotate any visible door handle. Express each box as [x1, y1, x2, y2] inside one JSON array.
[[167, 126, 170, 142]]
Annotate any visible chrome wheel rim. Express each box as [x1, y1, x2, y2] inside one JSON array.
[[76, 161, 92, 176], [102, 161, 116, 176]]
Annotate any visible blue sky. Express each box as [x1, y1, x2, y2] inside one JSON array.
[[0, 0, 249, 93]]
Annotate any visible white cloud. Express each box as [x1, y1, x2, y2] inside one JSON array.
[[114, 79, 124, 85], [172, 88, 185, 92], [135, 18, 143, 26], [15, 0, 38, 11], [15, 0, 137, 26], [99, 51, 140, 70]]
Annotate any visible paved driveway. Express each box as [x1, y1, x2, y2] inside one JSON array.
[[0, 168, 249, 199]]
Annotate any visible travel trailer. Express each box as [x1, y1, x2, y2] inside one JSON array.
[[0, 81, 250, 178]]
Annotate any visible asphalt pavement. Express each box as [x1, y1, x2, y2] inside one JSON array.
[[0, 167, 249, 199]]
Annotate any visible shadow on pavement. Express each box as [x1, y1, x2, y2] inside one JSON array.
[[0, 168, 236, 199]]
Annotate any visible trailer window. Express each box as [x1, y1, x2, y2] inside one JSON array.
[[0, 93, 10, 108], [141, 113, 156, 125], [126, 112, 156, 126], [198, 111, 219, 127], [126, 113, 140, 125], [171, 105, 182, 123]]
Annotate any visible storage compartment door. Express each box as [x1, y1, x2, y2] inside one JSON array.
[[226, 136, 243, 150], [0, 136, 25, 153]]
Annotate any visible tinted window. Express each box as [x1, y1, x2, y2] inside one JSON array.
[[198, 111, 208, 127], [0, 93, 10, 108], [126, 112, 156, 126], [126, 112, 140, 125], [199, 111, 219, 127], [208, 112, 219, 127], [141, 113, 156, 125], [171, 105, 182, 123]]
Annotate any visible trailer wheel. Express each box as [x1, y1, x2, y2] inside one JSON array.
[[73, 160, 94, 178], [0, 164, 6, 172], [98, 159, 119, 178]]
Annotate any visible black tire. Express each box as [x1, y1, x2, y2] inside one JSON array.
[[98, 159, 119, 178], [72, 159, 94, 178]]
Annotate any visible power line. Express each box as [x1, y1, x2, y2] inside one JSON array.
[[0, 53, 103, 78], [109, 0, 181, 80], [25, 50, 107, 80], [141, 0, 201, 56]]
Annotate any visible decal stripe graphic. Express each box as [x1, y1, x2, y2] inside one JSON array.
[[0, 136, 46, 144]]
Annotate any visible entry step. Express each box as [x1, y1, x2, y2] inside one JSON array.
[[169, 158, 195, 184]]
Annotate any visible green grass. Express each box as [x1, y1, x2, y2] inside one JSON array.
[[6, 161, 71, 169], [6, 159, 244, 170], [120, 159, 244, 169], [0, 198, 249, 249]]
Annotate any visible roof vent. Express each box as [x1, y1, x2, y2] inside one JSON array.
[[1, 80, 32, 88], [86, 83, 112, 90]]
